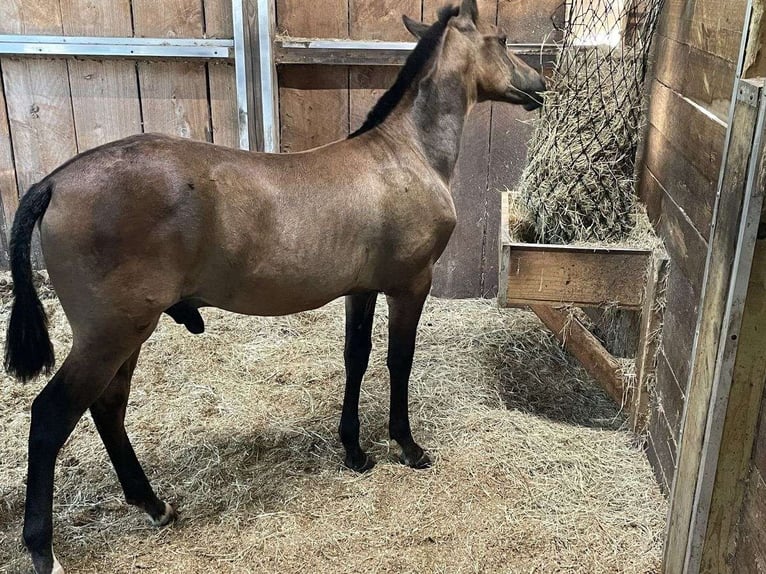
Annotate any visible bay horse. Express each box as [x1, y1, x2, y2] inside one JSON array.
[[4, 1, 545, 572]]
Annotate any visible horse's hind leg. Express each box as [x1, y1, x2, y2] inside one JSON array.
[[386, 288, 431, 469], [89, 347, 174, 526], [23, 324, 158, 574]]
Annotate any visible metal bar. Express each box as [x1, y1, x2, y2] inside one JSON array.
[[232, 0, 254, 150], [0, 34, 233, 58], [256, 0, 279, 153], [274, 36, 561, 68]]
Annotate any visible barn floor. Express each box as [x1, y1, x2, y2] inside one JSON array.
[[0, 292, 666, 573]]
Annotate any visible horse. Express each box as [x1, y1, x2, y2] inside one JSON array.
[[4, 2, 545, 572]]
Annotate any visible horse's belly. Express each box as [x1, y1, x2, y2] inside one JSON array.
[[194, 262, 362, 317]]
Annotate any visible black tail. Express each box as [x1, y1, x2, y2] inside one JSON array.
[[4, 181, 54, 382]]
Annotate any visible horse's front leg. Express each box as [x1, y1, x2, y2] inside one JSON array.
[[386, 288, 431, 469], [340, 292, 378, 472]]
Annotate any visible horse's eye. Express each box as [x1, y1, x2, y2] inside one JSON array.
[[498, 36, 507, 47]]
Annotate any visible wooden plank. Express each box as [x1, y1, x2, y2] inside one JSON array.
[[643, 168, 709, 288], [501, 244, 652, 310], [277, 0, 348, 152], [131, 0, 204, 38], [698, 141, 766, 573], [0, 62, 18, 267], [497, 0, 564, 43], [653, 33, 736, 122], [755, 396, 766, 479], [204, 0, 237, 148], [531, 304, 624, 406], [647, 394, 679, 493], [633, 255, 669, 431], [348, 0, 419, 134], [661, 265, 702, 387], [648, 79, 727, 185], [204, 0, 233, 37], [0, 0, 77, 267], [733, 468, 766, 574], [656, 350, 686, 436], [133, 0, 211, 141], [664, 79, 763, 574], [643, 124, 716, 240], [659, 0, 747, 64], [60, 0, 140, 152]]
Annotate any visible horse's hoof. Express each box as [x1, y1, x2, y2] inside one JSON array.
[[399, 450, 432, 469], [344, 453, 376, 473], [150, 502, 177, 527]]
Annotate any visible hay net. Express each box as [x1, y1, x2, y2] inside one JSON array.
[[514, 0, 665, 245]]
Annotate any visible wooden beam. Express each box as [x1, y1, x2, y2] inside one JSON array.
[[501, 243, 652, 310], [273, 36, 559, 69], [664, 77, 766, 574], [632, 253, 669, 432], [531, 304, 625, 407]]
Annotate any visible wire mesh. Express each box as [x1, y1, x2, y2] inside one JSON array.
[[516, 0, 665, 244]]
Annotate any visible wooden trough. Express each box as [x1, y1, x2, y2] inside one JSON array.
[[497, 192, 667, 431]]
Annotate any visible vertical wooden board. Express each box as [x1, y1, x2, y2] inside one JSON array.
[[276, 0, 347, 36], [348, 0, 419, 134], [699, 207, 766, 572], [733, 468, 766, 573], [133, 0, 210, 141], [664, 83, 761, 574], [350, 0, 420, 40], [423, 0, 496, 22], [432, 102, 492, 298], [497, 0, 564, 42], [66, 60, 142, 151], [278, 66, 348, 151], [203, 0, 237, 147], [643, 124, 717, 240], [0, 67, 17, 266], [0, 0, 64, 34], [60, 0, 140, 152], [656, 351, 686, 436], [131, 0, 204, 37], [59, 0, 133, 36], [207, 62, 239, 148], [137, 61, 211, 141], [203, 0, 233, 37], [661, 266, 701, 388], [277, 0, 349, 152], [2, 60, 78, 192], [203, 1, 237, 148]]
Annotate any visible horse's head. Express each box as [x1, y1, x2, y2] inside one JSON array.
[[403, 0, 547, 111]]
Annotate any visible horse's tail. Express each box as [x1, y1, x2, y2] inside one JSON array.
[[4, 181, 55, 382]]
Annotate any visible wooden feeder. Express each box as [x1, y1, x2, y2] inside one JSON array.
[[497, 191, 668, 431]]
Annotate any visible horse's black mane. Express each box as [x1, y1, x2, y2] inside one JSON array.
[[349, 6, 459, 138]]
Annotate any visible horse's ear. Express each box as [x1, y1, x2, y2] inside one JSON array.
[[458, 0, 478, 23], [402, 15, 429, 39]]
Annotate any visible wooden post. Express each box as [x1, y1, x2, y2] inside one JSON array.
[[663, 77, 766, 574], [632, 253, 668, 432]]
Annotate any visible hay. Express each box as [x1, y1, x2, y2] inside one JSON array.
[[515, 47, 651, 245], [0, 287, 666, 573]]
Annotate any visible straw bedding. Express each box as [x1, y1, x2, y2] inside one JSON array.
[[0, 284, 665, 573]]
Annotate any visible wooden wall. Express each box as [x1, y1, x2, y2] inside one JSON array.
[[275, 0, 563, 298], [639, 0, 746, 492], [0, 0, 239, 266]]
